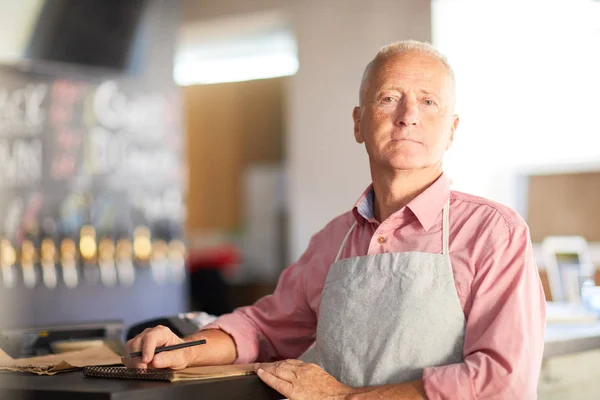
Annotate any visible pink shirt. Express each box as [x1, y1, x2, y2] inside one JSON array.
[[204, 173, 546, 399]]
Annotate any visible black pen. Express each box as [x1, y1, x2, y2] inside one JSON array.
[[123, 339, 207, 359]]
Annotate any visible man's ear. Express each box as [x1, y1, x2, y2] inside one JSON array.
[[446, 114, 459, 150], [353, 106, 363, 144]]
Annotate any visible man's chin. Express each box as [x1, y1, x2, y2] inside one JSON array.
[[369, 152, 432, 171], [384, 157, 426, 171], [376, 162, 428, 172]]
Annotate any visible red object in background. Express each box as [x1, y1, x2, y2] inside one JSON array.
[[186, 244, 240, 272], [187, 244, 239, 315]]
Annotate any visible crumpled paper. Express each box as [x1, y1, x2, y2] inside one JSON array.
[[0, 344, 122, 375]]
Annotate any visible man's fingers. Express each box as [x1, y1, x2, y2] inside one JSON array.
[[140, 337, 158, 364], [122, 336, 145, 367], [140, 326, 173, 363], [274, 360, 300, 381], [255, 361, 277, 374], [122, 326, 184, 368], [256, 360, 299, 382], [257, 368, 294, 396], [121, 357, 148, 369], [124, 336, 141, 356], [123, 326, 162, 358]]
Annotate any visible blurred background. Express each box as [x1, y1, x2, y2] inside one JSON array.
[[0, 0, 599, 398]]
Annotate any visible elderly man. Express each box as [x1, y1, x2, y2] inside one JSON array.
[[124, 40, 546, 399]]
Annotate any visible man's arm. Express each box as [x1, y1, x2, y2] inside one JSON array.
[[124, 218, 352, 370], [421, 218, 546, 399], [182, 328, 238, 366], [200, 233, 325, 363], [346, 380, 426, 400], [124, 234, 322, 369]]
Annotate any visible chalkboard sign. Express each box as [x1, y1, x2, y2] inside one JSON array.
[[0, 67, 184, 242], [0, 0, 187, 329]]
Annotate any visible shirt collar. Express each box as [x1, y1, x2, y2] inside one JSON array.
[[352, 172, 451, 231], [352, 184, 376, 224]]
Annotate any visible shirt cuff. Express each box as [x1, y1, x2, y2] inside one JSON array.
[[423, 363, 476, 400], [201, 312, 260, 364]]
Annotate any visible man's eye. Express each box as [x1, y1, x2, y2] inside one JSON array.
[[423, 99, 436, 106], [381, 97, 396, 103]]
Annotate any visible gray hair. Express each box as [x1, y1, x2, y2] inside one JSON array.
[[359, 40, 456, 106]]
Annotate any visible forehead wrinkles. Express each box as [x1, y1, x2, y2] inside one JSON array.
[[366, 53, 454, 102]]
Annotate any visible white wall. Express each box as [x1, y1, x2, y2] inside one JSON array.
[[432, 0, 600, 209], [183, 0, 432, 261], [286, 0, 432, 260]]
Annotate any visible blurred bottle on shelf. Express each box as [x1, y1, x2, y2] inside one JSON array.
[[150, 238, 168, 284], [168, 238, 186, 283], [115, 237, 135, 286], [20, 239, 37, 289], [97, 237, 117, 287], [0, 238, 17, 289], [60, 237, 78, 288], [133, 226, 156, 283], [40, 238, 58, 289], [79, 225, 99, 284], [152, 219, 187, 284]]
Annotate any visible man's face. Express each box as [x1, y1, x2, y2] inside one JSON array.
[[353, 51, 459, 171]]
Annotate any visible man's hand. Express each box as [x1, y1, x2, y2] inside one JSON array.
[[122, 325, 192, 370], [122, 326, 238, 369], [254, 359, 354, 400]]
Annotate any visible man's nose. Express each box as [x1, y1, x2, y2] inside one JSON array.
[[395, 98, 419, 126]]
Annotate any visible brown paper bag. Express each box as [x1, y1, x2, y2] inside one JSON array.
[[0, 344, 122, 375], [0, 348, 13, 365]]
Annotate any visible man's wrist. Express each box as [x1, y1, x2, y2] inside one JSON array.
[[341, 380, 427, 400], [182, 331, 208, 365], [183, 328, 238, 366]]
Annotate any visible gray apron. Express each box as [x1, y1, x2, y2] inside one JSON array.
[[312, 199, 465, 387]]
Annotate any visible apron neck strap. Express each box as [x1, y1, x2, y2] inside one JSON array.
[[335, 221, 357, 262], [442, 198, 450, 255]]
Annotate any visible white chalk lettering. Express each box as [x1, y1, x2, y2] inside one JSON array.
[[85, 126, 123, 174], [0, 139, 42, 186], [0, 84, 47, 136], [92, 80, 167, 139]]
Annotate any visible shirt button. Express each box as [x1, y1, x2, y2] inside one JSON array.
[[377, 236, 386, 244]]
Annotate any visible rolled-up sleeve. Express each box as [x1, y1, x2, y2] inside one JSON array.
[[202, 237, 321, 364], [423, 218, 546, 399]]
